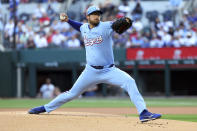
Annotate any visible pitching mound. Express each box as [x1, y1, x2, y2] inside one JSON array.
[[0, 111, 197, 131]]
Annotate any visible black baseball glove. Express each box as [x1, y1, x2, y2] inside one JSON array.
[[111, 17, 133, 34]]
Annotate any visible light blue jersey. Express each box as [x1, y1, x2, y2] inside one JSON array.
[[80, 21, 114, 66]]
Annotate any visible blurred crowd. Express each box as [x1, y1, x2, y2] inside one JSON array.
[[0, 0, 197, 50], [109, 0, 197, 48], [2, 1, 82, 50]]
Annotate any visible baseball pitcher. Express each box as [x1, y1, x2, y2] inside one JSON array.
[[28, 6, 161, 122]]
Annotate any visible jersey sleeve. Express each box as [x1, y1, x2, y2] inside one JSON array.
[[103, 21, 114, 36], [79, 24, 84, 32], [79, 23, 87, 33], [67, 19, 83, 32]]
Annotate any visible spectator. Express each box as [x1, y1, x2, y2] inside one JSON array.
[[51, 20, 59, 31], [26, 26, 34, 38], [183, 31, 196, 47], [182, 11, 190, 30], [46, 28, 55, 45], [3, 31, 13, 49], [39, 12, 50, 27], [46, 4, 56, 22], [66, 34, 81, 48], [51, 30, 65, 47], [131, 33, 144, 48], [34, 4, 45, 18], [26, 15, 40, 32], [133, 18, 143, 32], [99, 0, 115, 13], [171, 35, 181, 47], [59, 21, 70, 32], [132, 1, 143, 20], [39, 78, 55, 99], [51, 20, 70, 32], [162, 19, 173, 33], [26, 35, 36, 49], [113, 33, 127, 48], [34, 32, 48, 48], [150, 35, 164, 48], [118, 1, 130, 15], [17, 21, 27, 34], [4, 19, 14, 37], [141, 32, 151, 48], [154, 17, 162, 31], [17, 32, 28, 49], [162, 31, 172, 47], [129, 28, 138, 40]]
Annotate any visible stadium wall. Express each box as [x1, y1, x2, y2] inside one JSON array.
[[0, 51, 17, 97], [1, 48, 197, 97]]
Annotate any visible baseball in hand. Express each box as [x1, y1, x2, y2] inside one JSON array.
[[60, 15, 66, 20]]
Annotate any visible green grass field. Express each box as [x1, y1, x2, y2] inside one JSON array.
[[1, 97, 197, 108], [0, 97, 197, 122]]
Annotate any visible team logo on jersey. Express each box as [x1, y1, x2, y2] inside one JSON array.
[[84, 35, 103, 46]]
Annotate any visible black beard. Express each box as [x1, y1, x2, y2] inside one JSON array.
[[92, 22, 99, 26], [90, 21, 99, 27]]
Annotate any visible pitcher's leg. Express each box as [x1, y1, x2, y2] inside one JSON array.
[[104, 67, 146, 114], [44, 88, 86, 113], [122, 77, 146, 114], [44, 69, 97, 113]]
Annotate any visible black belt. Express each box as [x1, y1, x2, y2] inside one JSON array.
[[91, 64, 114, 69]]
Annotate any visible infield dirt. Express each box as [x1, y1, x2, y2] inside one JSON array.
[[0, 108, 197, 131]]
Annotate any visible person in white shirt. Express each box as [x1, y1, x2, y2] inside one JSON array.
[[40, 78, 55, 99], [184, 32, 196, 47], [4, 19, 14, 36], [171, 35, 181, 47], [67, 35, 81, 48], [162, 31, 172, 46], [52, 30, 65, 46], [133, 19, 143, 32], [34, 4, 46, 19], [34, 32, 48, 48], [150, 35, 164, 48]]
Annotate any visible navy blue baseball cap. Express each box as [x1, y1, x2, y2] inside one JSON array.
[[86, 6, 102, 16]]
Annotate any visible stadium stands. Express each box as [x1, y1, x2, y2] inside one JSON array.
[[0, 0, 197, 50]]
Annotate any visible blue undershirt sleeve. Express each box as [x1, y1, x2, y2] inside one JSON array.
[[67, 19, 83, 32]]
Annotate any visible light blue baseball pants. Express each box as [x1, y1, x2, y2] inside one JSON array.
[[44, 64, 146, 114]]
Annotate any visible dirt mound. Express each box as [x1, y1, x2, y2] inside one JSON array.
[[0, 111, 197, 131]]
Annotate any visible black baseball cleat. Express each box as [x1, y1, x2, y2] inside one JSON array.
[[139, 109, 162, 123], [28, 106, 46, 114]]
